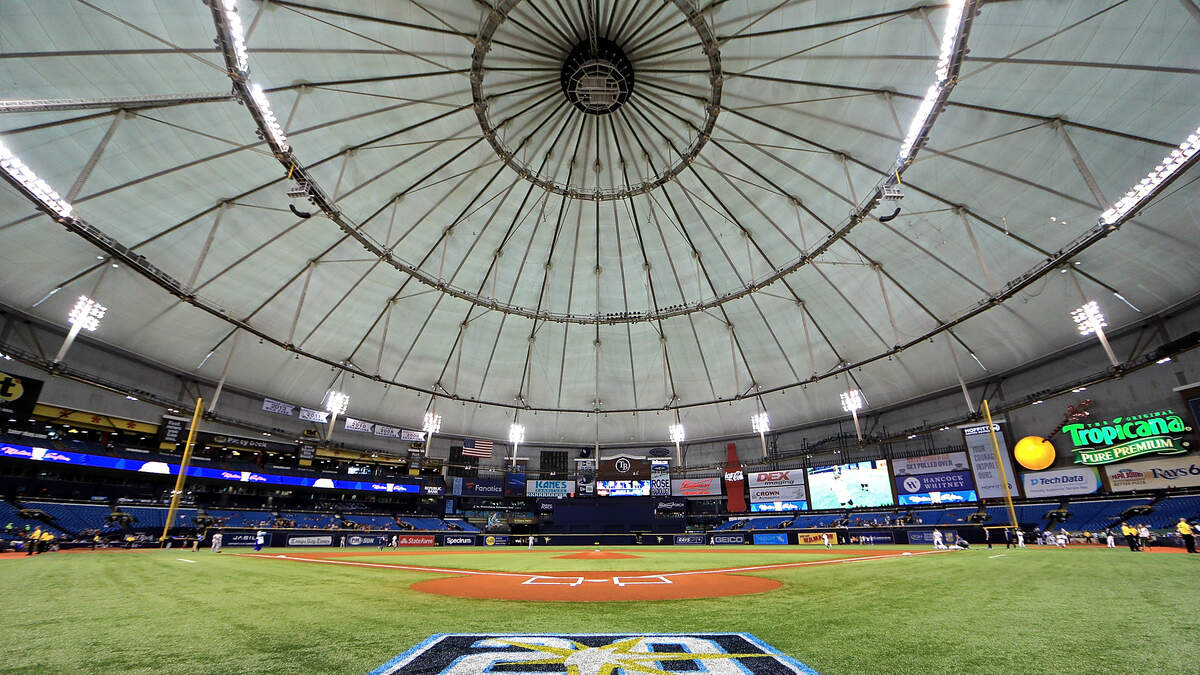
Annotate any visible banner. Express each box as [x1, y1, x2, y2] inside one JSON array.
[[575, 458, 596, 495], [724, 444, 747, 512], [400, 429, 426, 442], [374, 424, 404, 438], [674, 534, 705, 545], [395, 534, 436, 546], [650, 459, 671, 496], [0, 370, 43, 421], [709, 533, 745, 545], [441, 534, 476, 546], [1064, 410, 1192, 465], [796, 532, 836, 545], [1021, 466, 1101, 497], [35, 405, 155, 434], [892, 452, 971, 476], [908, 529, 957, 545], [261, 398, 296, 416], [287, 535, 333, 546], [461, 477, 505, 497], [672, 477, 722, 496], [482, 535, 509, 546], [749, 485, 808, 503], [344, 534, 389, 547], [752, 533, 788, 545], [526, 480, 574, 498], [962, 421, 1020, 498], [344, 418, 374, 433], [894, 471, 978, 505], [750, 501, 806, 512], [505, 460, 527, 497], [299, 407, 329, 423], [214, 532, 262, 547], [1106, 456, 1200, 492]]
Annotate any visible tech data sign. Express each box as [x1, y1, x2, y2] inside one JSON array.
[[370, 634, 818, 675], [1065, 410, 1192, 465], [1021, 466, 1101, 498]]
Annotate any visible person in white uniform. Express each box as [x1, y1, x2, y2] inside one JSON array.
[[211, 531, 223, 553], [1016, 529, 1025, 548], [822, 532, 831, 549], [932, 528, 944, 550]]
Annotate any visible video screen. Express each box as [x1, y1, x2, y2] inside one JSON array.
[[595, 479, 649, 496], [806, 460, 894, 509]]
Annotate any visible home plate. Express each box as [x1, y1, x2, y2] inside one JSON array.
[[522, 575, 584, 586], [613, 575, 671, 586]]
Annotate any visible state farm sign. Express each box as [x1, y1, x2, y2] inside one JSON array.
[[671, 477, 723, 496]]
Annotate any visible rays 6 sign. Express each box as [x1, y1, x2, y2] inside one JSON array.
[[748, 470, 807, 504]]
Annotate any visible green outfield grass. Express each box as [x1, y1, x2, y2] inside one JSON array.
[[0, 545, 1195, 674]]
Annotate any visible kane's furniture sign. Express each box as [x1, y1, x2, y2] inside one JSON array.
[[1021, 466, 1101, 497], [526, 480, 574, 498], [1065, 410, 1192, 465], [1105, 456, 1200, 491]]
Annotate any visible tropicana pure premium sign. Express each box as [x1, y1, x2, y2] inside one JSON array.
[[1064, 409, 1192, 465]]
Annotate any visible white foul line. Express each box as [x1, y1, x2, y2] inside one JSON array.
[[176, 558, 197, 563]]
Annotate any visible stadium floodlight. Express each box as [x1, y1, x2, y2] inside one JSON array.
[[218, 0, 249, 74], [668, 423, 685, 444], [840, 389, 865, 441], [0, 140, 73, 219], [248, 84, 289, 152], [1071, 301, 1120, 367], [54, 295, 106, 364], [422, 411, 442, 435], [1101, 126, 1199, 225], [323, 389, 349, 440], [508, 421, 525, 467], [751, 410, 770, 459]]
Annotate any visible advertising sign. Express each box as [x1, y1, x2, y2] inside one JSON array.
[[287, 535, 332, 546], [894, 470, 978, 505], [595, 479, 649, 496], [796, 532, 836, 545], [261, 398, 296, 416], [752, 533, 788, 545], [749, 485, 808, 503], [215, 532, 261, 547], [526, 480, 574, 498], [908, 529, 957, 545], [505, 460, 527, 497], [723, 443, 747, 513], [750, 501, 807, 512], [1105, 456, 1200, 492], [892, 452, 971, 476], [441, 534, 476, 546], [0, 370, 44, 420], [344, 534, 389, 547], [482, 535, 509, 546], [806, 460, 893, 509], [709, 533, 746, 545], [650, 459, 671, 496], [1021, 466, 1101, 497], [461, 477, 505, 497], [853, 531, 894, 545], [962, 421, 1021, 498], [672, 477, 722, 497], [1064, 410, 1192, 465], [395, 535, 436, 546], [674, 534, 705, 545]]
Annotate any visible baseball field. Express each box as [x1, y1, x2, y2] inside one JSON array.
[[0, 544, 1195, 673]]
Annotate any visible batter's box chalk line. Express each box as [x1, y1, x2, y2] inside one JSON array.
[[520, 575, 672, 586]]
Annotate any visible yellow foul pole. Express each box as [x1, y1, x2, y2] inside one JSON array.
[[982, 399, 1018, 531], [160, 397, 203, 545]]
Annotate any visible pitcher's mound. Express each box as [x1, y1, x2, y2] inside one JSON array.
[[552, 551, 641, 560]]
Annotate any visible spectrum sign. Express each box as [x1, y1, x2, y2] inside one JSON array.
[[1064, 410, 1192, 465]]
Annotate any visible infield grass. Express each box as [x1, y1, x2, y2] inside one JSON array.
[[0, 544, 1195, 674]]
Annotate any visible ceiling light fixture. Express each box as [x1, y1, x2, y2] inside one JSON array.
[[0, 140, 73, 218], [1101, 126, 1199, 225]]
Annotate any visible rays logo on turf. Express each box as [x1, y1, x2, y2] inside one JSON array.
[[370, 633, 818, 674]]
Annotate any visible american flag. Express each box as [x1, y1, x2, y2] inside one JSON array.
[[461, 438, 493, 458]]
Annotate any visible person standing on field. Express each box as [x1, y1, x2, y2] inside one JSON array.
[[1016, 528, 1025, 548], [211, 531, 222, 553], [1176, 518, 1195, 554], [1138, 524, 1151, 552], [932, 528, 943, 550], [1105, 529, 1115, 548], [1121, 523, 1138, 551], [822, 532, 831, 549]]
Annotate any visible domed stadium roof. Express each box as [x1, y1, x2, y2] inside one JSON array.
[[0, 0, 1196, 444]]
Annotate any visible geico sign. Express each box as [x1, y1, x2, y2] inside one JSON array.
[[750, 470, 796, 486]]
